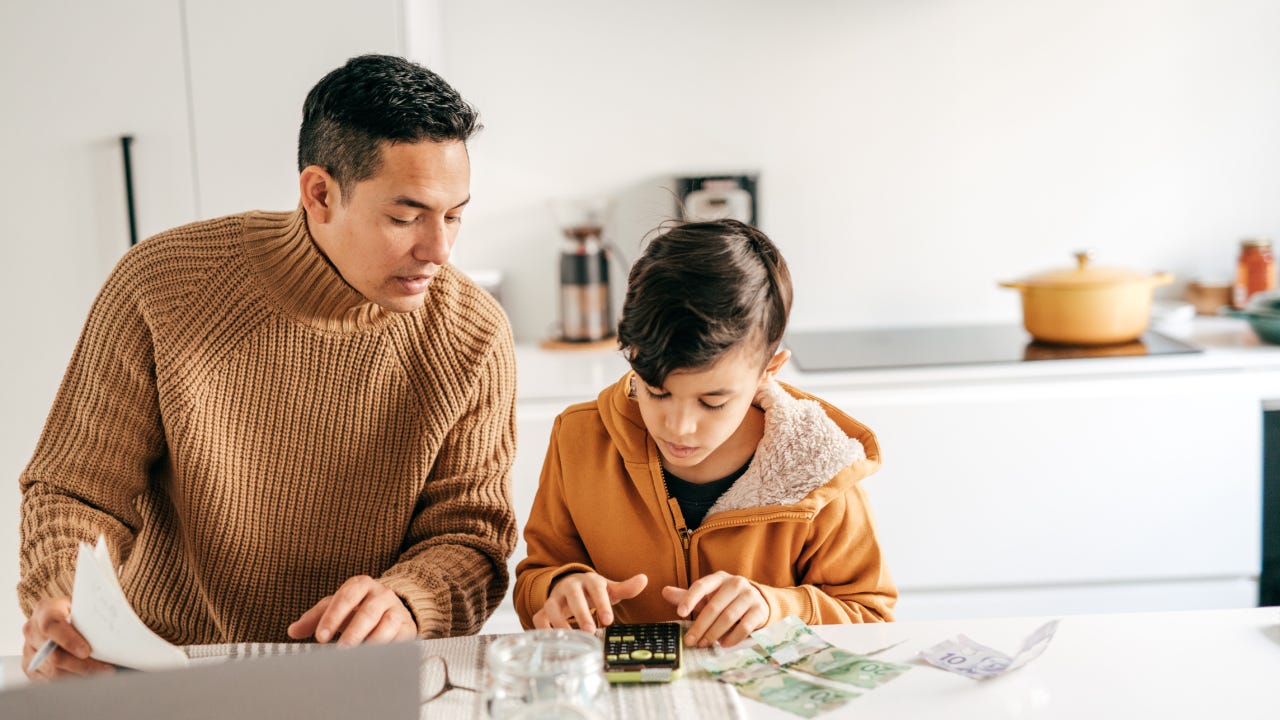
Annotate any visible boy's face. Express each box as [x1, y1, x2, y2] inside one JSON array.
[[302, 139, 471, 313], [635, 345, 788, 478]]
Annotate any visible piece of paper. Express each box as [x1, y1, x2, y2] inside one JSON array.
[[918, 619, 1059, 680], [700, 646, 859, 718], [69, 535, 189, 671], [752, 616, 911, 689]]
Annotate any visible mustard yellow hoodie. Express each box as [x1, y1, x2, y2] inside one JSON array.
[[514, 373, 896, 628]]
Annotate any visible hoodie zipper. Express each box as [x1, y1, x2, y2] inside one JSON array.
[[660, 465, 693, 587]]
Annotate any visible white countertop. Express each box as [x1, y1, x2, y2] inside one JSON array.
[[744, 606, 1280, 719], [7, 607, 1277, 717], [516, 317, 1280, 404]]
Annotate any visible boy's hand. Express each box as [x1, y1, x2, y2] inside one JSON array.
[[533, 572, 648, 633], [287, 575, 417, 646], [662, 571, 769, 648]]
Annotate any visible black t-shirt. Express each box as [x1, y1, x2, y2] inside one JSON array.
[[665, 459, 752, 530]]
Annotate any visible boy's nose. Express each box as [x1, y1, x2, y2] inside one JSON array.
[[666, 409, 697, 438]]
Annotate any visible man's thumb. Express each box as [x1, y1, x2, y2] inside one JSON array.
[[608, 573, 649, 602]]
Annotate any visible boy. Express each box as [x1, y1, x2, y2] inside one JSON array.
[[515, 219, 895, 648]]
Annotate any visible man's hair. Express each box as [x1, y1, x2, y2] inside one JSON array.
[[618, 219, 793, 388], [297, 54, 481, 196]]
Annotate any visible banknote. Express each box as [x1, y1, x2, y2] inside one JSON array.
[[752, 616, 911, 689], [700, 645, 859, 718], [919, 619, 1059, 680]]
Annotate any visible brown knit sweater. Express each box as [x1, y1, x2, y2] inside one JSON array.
[[18, 207, 517, 643]]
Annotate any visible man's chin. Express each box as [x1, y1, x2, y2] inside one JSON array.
[[375, 294, 427, 313]]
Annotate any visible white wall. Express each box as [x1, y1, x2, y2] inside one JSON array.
[[424, 0, 1280, 341]]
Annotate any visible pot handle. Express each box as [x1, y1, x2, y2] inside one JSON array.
[[1150, 271, 1175, 287], [998, 281, 1026, 290]]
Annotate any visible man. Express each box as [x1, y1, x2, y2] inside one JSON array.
[[18, 55, 516, 679]]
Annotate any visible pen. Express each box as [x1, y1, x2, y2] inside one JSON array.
[[26, 639, 58, 674]]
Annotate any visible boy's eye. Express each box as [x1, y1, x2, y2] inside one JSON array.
[[700, 400, 727, 411], [390, 216, 415, 226], [445, 215, 463, 225], [644, 387, 669, 400]]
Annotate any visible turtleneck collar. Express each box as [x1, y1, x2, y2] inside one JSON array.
[[239, 206, 400, 333]]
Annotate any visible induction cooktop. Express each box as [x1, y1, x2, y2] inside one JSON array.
[[784, 324, 1202, 373]]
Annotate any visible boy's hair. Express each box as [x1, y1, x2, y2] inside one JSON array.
[[297, 54, 481, 198], [618, 219, 793, 388]]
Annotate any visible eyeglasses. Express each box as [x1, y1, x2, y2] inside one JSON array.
[[420, 654, 480, 706]]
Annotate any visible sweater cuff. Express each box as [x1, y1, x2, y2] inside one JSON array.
[[19, 557, 77, 617], [752, 582, 816, 627], [519, 563, 596, 628], [379, 574, 447, 639]]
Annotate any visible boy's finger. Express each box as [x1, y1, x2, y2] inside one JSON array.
[[565, 587, 596, 633], [585, 582, 615, 626], [607, 573, 648, 602], [677, 575, 723, 617], [698, 594, 756, 648]]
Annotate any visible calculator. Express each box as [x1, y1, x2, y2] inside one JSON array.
[[602, 622, 683, 683]]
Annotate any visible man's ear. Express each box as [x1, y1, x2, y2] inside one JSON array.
[[299, 165, 340, 223], [762, 348, 791, 382]]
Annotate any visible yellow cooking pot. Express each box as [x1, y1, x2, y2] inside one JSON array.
[[999, 251, 1174, 346]]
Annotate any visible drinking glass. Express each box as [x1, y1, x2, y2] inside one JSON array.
[[484, 629, 610, 720]]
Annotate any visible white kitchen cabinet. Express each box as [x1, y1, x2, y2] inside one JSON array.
[[823, 372, 1263, 619]]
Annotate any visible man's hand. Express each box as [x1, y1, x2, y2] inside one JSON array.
[[22, 596, 115, 680], [532, 572, 648, 633], [287, 575, 417, 646], [662, 571, 769, 648]]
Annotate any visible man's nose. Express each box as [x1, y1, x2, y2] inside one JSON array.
[[412, 219, 452, 266]]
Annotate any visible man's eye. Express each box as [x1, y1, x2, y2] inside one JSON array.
[[644, 387, 669, 400], [445, 215, 463, 225], [700, 401, 727, 411], [390, 216, 415, 226]]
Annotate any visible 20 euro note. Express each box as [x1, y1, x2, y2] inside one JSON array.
[[700, 645, 859, 718], [752, 616, 911, 689], [919, 619, 1059, 680]]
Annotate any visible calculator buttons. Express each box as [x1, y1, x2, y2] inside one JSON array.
[[630, 649, 653, 661]]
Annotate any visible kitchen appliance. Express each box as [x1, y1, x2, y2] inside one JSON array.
[[675, 174, 758, 225], [785, 324, 1200, 373], [999, 251, 1174, 345], [551, 197, 614, 343]]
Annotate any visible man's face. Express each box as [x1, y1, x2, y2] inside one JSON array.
[[311, 139, 471, 313], [634, 345, 770, 476]]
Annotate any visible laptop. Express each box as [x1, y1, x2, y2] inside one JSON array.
[[0, 642, 420, 720]]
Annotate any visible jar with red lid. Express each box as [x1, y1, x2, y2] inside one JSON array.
[[1233, 237, 1276, 309]]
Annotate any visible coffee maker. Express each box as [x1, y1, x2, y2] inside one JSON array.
[[551, 197, 614, 343]]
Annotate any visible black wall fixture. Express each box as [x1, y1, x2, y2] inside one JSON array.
[[1262, 410, 1280, 605], [120, 135, 138, 246]]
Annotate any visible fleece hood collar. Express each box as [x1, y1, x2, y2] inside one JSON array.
[[598, 373, 882, 515]]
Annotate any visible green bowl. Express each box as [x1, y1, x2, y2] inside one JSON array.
[[1224, 308, 1280, 344]]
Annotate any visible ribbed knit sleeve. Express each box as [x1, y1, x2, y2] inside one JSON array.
[[18, 246, 167, 613], [378, 316, 519, 638]]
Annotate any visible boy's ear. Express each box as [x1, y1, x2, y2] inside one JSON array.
[[762, 349, 791, 382]]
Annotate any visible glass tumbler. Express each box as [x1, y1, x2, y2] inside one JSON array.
[[485, 629, 609, 720]]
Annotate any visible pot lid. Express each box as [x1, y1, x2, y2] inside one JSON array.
[[1020, 250, 1154, 288]]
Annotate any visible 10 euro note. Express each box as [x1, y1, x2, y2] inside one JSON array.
[[919, 619, 1059, 680], [752, 616, 911, 689], [700, 645, 859, 719]]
